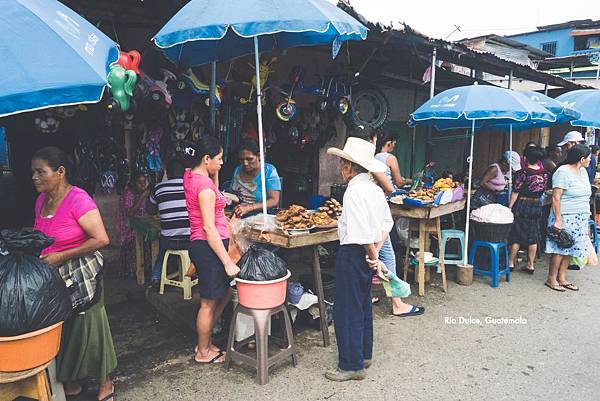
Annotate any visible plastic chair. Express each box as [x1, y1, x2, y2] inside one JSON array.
[[224, 304, 297, 385], [440, 229, 465, 266], [159, 250, 198, 300], [468, 240, 510, 288]]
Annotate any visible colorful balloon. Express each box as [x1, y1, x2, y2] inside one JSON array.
[[108, 64, 138, 112], [117, 50, 141, 74]]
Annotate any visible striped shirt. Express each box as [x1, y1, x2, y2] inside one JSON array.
[[149, 178, 191, 239]]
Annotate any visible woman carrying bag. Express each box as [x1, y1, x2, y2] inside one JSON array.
[[31, 147, 116, 401]]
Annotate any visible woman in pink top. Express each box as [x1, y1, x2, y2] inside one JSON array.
[[32, 147, 116, 401], [183, 136, 239, 364]]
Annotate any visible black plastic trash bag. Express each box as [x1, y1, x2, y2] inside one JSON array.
[[237, 246, 287, 281], [0, 228, 72, 337]]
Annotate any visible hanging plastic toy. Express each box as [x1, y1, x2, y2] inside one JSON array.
[[117, 50, 141, 75], [107, 64, 138, 112], [100, 171, 117, 194], [276, 99, 298, 122]]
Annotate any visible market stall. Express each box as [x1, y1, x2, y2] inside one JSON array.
[[390, 199, 466, 296]]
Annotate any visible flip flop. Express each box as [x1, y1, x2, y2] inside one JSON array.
[[560, 283, 579, 291], [97, 384, 114, 401], [520, 266, 535, 274], [371, 297, 380, 304], [194, 350, 225, 364], [392, 305, 425, 317], [65, 383, 88, 400], [544, 282, 566, 292]]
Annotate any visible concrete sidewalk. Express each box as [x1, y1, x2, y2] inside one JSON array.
[[97, 256, 600, 401]]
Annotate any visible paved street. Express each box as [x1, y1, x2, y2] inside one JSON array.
[[97, 254, 600, 401]]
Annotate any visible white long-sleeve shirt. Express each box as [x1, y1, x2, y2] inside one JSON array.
[[338, 173, 393, 245]]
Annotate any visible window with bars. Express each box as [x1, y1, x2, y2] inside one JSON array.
[[541, 41, 557, 56]]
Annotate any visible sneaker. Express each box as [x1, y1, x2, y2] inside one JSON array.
[[325, 368, 366, 382]]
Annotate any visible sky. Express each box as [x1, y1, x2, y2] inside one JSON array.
[[342, 0, 600, 40]]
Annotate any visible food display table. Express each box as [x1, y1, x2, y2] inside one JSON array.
[[390, 199, 466, 296], [128, 215, 161, 285], [243, 227, 339, 347]]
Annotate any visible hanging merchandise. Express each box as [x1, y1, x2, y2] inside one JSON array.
[[107, 64, 138, 112], [145, 127, 163, 174], [240, 57, 277, 105], [350, 86, 389, 129], [178, 68, 223, 107], [138, 69, 177, 108], [34, 111, 60, 134], [117, 50, 141, 75]]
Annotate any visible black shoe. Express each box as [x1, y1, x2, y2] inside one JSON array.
[[150, 279, 161, 289], [568, 264, 581, 271]]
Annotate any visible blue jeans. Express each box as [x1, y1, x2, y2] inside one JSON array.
[[378, 237, 396, 275], [151, 236, 190, 281], [333, 244, 373, 371]]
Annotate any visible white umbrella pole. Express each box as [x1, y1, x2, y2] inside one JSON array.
[[463, 120, 476, 265], [254, 36, 268, 223], [508, 125, 513, 199]]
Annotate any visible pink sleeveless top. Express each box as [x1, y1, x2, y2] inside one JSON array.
[[487, 163, 507, 191], [183, 169, 230, 241]]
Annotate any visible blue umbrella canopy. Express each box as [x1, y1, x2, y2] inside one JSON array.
[[556, 89, 600, 129], [521, 91, 581, 124], [152, 0, 368, 66], [0, 0, 119, 118], [408, 85, 557, 130]]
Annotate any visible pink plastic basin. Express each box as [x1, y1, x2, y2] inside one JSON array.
[[235, 270, 291, 309]]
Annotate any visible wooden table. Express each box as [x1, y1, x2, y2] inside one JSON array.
[[243, 227, 339, 347], [390, 199, 466, 296], [128, 215, 161, 285]]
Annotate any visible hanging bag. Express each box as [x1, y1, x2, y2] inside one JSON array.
[[57, 251, 104, 313]]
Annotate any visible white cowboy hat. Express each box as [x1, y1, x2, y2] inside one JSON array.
[[327, 137, 387, 173]]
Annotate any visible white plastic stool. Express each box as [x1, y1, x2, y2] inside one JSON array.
[[159, 250, 198, 300]]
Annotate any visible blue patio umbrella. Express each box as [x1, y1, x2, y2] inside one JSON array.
[[556, 89, 600, 129], [153, 0, 367, 217], [408, 84, 557, 265], [0, 0, 119, 118], [521, 91, 581, 125], [152, 0, 367, 67]]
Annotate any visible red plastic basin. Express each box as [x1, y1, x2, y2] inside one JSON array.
[[235, 270, 291, 309]]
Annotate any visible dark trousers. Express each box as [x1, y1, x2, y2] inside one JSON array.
[[151, 236, 190, 280], [333, 244, 373, 371]]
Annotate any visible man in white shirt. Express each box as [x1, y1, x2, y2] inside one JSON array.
[[325, 137, 393, 381]]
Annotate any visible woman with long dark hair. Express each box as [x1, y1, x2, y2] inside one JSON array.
[[183, 136, 239, 363], [31, 146, 116, 401], [545, 144, 592, 291]]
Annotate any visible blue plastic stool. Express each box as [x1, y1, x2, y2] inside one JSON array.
[[589, 219, 598, 252], [440, 229, 465, 266], [468, 240, 510, 288]]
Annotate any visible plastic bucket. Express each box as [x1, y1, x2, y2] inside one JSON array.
[[235, 270, 291, 309], [0, 321, 63, 372]]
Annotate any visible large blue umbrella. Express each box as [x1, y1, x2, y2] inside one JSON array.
[[556, 89, 600, 129], [0, 0, 119, 118], [408, 85, 557, 266], [153, 0, 367, 217], [152, 0, 367, 67], [522, 91, 581, 125]]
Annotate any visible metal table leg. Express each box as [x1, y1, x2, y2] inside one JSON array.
[[312, 246, 330, 347]]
